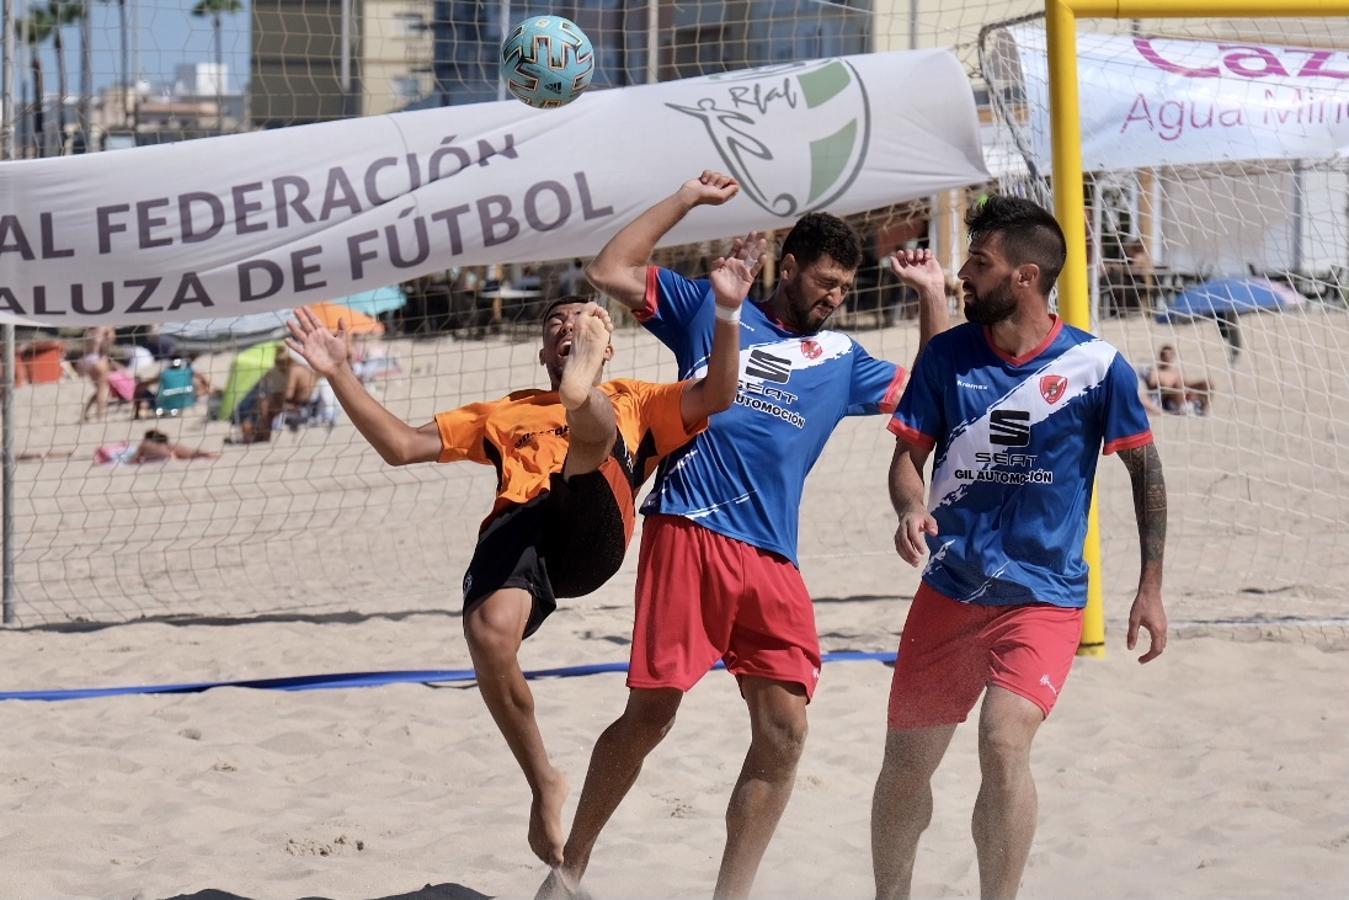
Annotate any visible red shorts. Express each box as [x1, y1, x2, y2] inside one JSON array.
[[887, 581, 1083, 729], [628, 515, 822, 699]]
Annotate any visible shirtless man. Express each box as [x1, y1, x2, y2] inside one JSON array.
[[239, 351, 320, 442], [1145, 344, 1212, 415]]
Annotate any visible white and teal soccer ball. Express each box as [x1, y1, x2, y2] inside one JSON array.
[[501, 16, 595, 109]]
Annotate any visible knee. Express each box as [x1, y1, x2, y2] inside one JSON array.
[[977, 725, 1033, 782], [463, 600, 526, 662], [620, 690, 682, 742], [876, 755, 934, 799], [754, 707, 809, 766]]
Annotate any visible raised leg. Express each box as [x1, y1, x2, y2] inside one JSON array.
[[464, 589, 569, 867]]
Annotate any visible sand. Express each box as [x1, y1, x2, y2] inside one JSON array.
[[2, 304, 1348, 897], [3, 614, 1349, 898]]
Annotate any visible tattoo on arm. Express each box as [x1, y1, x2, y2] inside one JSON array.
[[1118, 443, 1167, 565]]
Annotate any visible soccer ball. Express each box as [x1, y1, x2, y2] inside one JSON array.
[[500, 16, 595, 109]]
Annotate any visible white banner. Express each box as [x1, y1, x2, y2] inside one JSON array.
[[0, 50, 987, 325], [1009, 25, 1349, 172]]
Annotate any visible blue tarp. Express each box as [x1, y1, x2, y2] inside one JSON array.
[[161, 285, 406, 345], [337, 285, 406, 318], [0, 651, 898, 703], [1156, 276, 1303, 324]]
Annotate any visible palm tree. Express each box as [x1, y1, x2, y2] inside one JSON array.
[[191, 0, 243, 134], [20, 9, 56, 155], [46, 0, 83, 153], [95, 0, 132, 130], [78, 0, 93, 150]]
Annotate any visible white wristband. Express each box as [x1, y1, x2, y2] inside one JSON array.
[[714, 304, 742, 324]]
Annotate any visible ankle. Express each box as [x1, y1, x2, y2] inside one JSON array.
[[528, 764, 565, 796]]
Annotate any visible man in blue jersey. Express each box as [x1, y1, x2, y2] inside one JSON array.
[[871, 195, 1168, 900], [543, 171, 949, 898]]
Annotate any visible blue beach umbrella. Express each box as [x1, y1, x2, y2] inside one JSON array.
[[1156, 276, 1304, 324]]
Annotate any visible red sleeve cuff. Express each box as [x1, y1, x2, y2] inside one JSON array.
[[879, 367, 907, 414], [887, 418, 937, 451], [1103, 429, 1153, 454], [632, 266, 660, 323]]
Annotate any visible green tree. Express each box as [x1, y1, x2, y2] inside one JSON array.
[[19, 9, 55, 155], [191, 0, 244, 134], [46, 0, 83, 152]]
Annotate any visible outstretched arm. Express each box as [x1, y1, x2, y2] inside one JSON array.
[[889, 249, 950, 363], [586, 170, 741, 311], [285, 308, 441, 466], [889, 439, 936, 567], [1117, 442, 1168, 662], [679, 232, 767, 426]]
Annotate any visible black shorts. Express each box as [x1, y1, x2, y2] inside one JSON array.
[[462, 461, 634, 639]]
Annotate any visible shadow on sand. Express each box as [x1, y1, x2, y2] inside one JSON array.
[[165, 883, 493, 900]]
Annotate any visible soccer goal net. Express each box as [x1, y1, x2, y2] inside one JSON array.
[[3, 3, 1346, 631]]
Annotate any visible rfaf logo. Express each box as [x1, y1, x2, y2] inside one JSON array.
[[667, 59, 871, 217], [1040, 374, 1068, 405]]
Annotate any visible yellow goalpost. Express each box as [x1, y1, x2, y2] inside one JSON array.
[[1045, 0, 1349, 656]]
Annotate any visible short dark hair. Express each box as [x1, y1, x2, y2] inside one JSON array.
[[781, 212, 862, 272], [144, 429, 169, 444], [965, 195, 1066, 294], [540, 295, 592, 325]]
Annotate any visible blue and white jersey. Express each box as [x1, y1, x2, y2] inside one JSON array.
[[638, 266, 905, 565], [889, 320, 1152, 608]]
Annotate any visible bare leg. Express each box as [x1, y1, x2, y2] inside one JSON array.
[[547, 687, 683, 893], [464, 589, 569, 867], [1185, 378, 1213, 415], [558, 305, 615, 479], [972, 686, 1044, 900], [871, 724, 958, 900], [83, 359, 111, 422], [249, 397, 279, 443], [714, 677, 809, 899]]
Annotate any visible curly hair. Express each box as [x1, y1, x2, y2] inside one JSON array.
[[781, 211, 862, 272], [965, 195, 1066, 294]]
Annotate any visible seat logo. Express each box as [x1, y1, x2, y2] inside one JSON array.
[[744, 348, 793, 384], [989, 409, 1031, 447]]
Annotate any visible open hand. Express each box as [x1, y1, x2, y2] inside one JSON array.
[[285, 306, 351, 379], [889, 249, 946, 297], [710, 231, 767, 309]]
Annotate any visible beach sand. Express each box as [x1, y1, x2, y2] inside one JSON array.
[[2, 305, 1348, 896], [3, 614, 1348, 898]]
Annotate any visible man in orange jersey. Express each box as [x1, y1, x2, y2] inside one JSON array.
[[284, 239, 763, 869]]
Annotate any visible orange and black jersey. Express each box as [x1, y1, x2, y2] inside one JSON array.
[[434, 378, 705, 531]]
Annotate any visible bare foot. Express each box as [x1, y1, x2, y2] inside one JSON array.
[[559, 305, 612, 411], [535, 866, 594, 900], [528, 767, 569, 868]]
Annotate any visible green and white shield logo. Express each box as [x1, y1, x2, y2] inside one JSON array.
[[667, 59, 871, 217]]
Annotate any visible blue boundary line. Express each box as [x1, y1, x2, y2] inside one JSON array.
[[0, 651, 897, 703]]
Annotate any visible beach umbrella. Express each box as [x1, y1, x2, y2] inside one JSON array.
[[333, 285, 406, 318], [302, 302, 385, 335], [1155, 276, 1304, 324]]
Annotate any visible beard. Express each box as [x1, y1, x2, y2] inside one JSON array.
[[963, 281, 1017, 326], [783, 277, 832, 334]]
